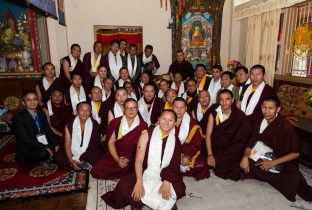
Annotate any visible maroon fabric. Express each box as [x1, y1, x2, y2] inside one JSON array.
[[91, 117, 148, 179], [54, 117, 104, 171], [102, 126, 185, 209], [82, 52, 108, 88], [182, 91, 199, 115], [193, 103, 218, 134], [37, 78, 64, 105], [59, 56, 84, 89], [246, 115, 305, 201], [176, 116, 209, 180], [168, 60, 194, 80], [149, 97, 165, 125], [240, 84, 276, 125], [211, 106, 252, 180], [98, 94, 116, 136]]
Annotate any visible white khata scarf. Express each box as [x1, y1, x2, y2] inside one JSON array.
[[42, 77, 55, 90], [69, 54, 77, 72], [127, 54, 137, 78], [208, 78, 221, 105], [239, 78, 251, 96], [128, 92, 137, 101], [47, 99, 54, 116], [113, 101, 124, 118], [222, 84, 234, 92], [120, 115, 140, 137], [241, 81, 265, 116], [171, 82, 185, 97], [108, 51, 122, 80], [215, 105, 226, 124], [90, 51, 102, 73], [71, 116, 93, 161], [118, 79, 130, 88], [158, 90, 165, 99], [142, 53, 153, 64], [138, 97, 155, 126], [94, 75, 103, 89], [70, 85, 86, 115], [101, 90, 111, 102], [178, 112, 190, 144], [142, 125, 177, 210], [91, 101, 101, 124], [196, 103, 209, 122]]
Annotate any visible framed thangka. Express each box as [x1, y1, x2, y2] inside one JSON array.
[[181, 9, 213, 68], [58, 0, 65, 26], [0, 0, 42, 79]]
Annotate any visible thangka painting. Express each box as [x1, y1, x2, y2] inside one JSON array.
[[181, 10, 213, 68], [58, 0, 65, 26], [0, 0, 41, 78]]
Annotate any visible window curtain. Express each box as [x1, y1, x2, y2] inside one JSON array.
[[245, 9, 281, 86]]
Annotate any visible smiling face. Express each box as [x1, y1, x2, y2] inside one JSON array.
[[115, 89, 128, 105], [90, 87, 103, 103], [124, 100, 138, 119], [198, 91, 210, 107], [144, 48, 153, 57], [98, 66, 107, 78], [77, 103, 91, 121], [186, 80, 197, 93], [103, 79, 113, 91], [159, 111, 176, 133], [119, 40, 127, 52], [23, 92, 38, 111]]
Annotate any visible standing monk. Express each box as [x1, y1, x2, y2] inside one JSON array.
[[168, 50, 194, 81], [104, 39, 123, 81]]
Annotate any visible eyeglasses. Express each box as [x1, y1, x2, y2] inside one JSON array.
[[124, 106, 138, 111]]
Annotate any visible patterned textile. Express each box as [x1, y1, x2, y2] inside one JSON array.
[[277, 84, 312, 119], [0, 135, 88, 200]]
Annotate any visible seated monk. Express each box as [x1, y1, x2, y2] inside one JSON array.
[[192, 90, 211, 123], [163, 89, 178, 110], [102, 110, 185, 209], [54, 102, 103, 170], [181, 79, 199, 115], [88, 65, 108, 92], [170, 72, 185, 97], [13, 91, 59, 165], [172, 97, 209, 181], [206, 89, 251, 180], [195, 64, 211, 91], [114, 67, 132, 89], [158, 79, 170, 101], [136, 72, 151, 97], [124, 81, 140, 101], [88, 86, 105, 124], [138, 83, 164, 126], [42, 89, 73, 138], [240, 96, 312, 202], [91, 99, 148, 179]]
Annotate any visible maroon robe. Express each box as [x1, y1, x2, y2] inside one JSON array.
[[98, 93, 115, 136], [176, 116, 209, 180], [240, 84, 276, 125], [54, 117, 104, 171], [59, 56, 84, 89], [37, 78, 64, 105], [91, 116, 148, 180], [82, 52, 108, 88], [182, 91, 199, 115], [114, 80, 140, 99], [102, 126, 185, 209], [210, 106, 252, 180], [246, 115, 312, 201], [139, 96, 164, 126], [168, 59, 194, 80]]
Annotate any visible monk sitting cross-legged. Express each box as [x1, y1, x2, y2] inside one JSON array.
[[91, 98, 148, 180]]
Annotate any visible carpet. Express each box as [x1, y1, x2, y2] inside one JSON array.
[[0, 135, 88, 201], [86, 166, 312, 210]]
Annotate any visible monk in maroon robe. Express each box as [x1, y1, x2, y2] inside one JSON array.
[[238, 65, 276, 125], [162, 89, 178, 110], [42, 89, 72, 138], [54, 102, 104, 171], [91, 99, 148, 179], [181, 79, 199, 115], [82, 41, 108, 88], [102, 110, 185, 209], [206, 89, 252, 180], [173, 98, 209, 180], [240, 96, 312, 202], [35, 62, 64, 106], [59, 44, 84, 89], [195, 64, 211, 91], [168, 50, 194, 81]]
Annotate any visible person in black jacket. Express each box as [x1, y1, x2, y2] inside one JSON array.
[[13, 90, 59, 165]]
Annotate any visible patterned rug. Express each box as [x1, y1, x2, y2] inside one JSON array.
[[86, 165, 312, 210], [0, 135, 88, 201]]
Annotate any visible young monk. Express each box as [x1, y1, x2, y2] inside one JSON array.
[[65, 72, 87, 115], [115, 67, 132, 89], [138, 83, 164, 126], [158, 79, 170, 101], [124, 81, 139, 101], [208, 64, 222, 105], [54, 102, 103, 171], [42, 89, 72, 138], [206, 89, 251, 180], [172, 97, 209, 180], [102, 110, 185, 209], [36, 62, 63, 106], [108, 87, 128, 124], [137, 72, 151, 97], [170, 72, 185, 97], [181, 79, 199, 115], [163, 89, 178, 110], [195, 64, 211, 91], [88, 65, 108, 91], [240, 96, 312, 202], [91, 99, 148, 179]]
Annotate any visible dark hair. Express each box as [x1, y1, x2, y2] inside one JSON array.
[[160, 109, 177, 122], [103, 77, 113, 83], [119, 39, 127, 44], [124, 98, 137, 107], [250, 64, 265, 74], [212, 64, 223, 72], [91, 85, 102, 92], [110, 39, 119, 46], [21, 90, 38, 100], [218, 89, 233, 100], [115, 87, 127, 94], [234, 65, 248, 74], [160, 79, 169, 85], [173, 72, 182, 77], [143, 83, 156, 91], [140, 72, 150, 78], [173, 97, 187, 106], [165, 88, 177, 97], [221, 71, 234, 80], [70, 72, 82, 80], [186, 78, 196, 85], [93, 41, 102, 49], [123, 81, 133, 88], [176, 50, 183, 54], [119, 67, 129, 73], [198, 89, 210, 98], [76, 101, 91, 111], [129, 44, 137, 49], [51, 88, 64, 95], [42, 62, 55, 71], [97, 64, 107, 71], [263, 96, 281, 107], [196, 63, 206, 70], [145, 45, 153, 51], [71, 44, 81, 50]]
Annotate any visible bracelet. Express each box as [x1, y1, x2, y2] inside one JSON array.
[[207, 154, 213, 157]]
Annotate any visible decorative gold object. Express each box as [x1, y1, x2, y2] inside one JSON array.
[[291, 23, 312, 58], [3, 96, 20, 111]]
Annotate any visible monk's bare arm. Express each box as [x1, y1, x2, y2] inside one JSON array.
[[135, 131, 148, 182], [64, 126, 74, 163], [191, 110, 196, 119], [205, 114, 214, 155], [42, 107, 63, 137], [108, 110, 113, 125], [35, 84, 43, 106], [273, 152, 299, 166], [62, 59, 71, 82], [107, 133, 119, 163]]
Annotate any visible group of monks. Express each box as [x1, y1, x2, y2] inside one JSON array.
[[12, 39, 312, 210]]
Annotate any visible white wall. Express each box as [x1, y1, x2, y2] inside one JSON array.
[[46, 17, 68, 76], [64, 0, 172, 75]]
